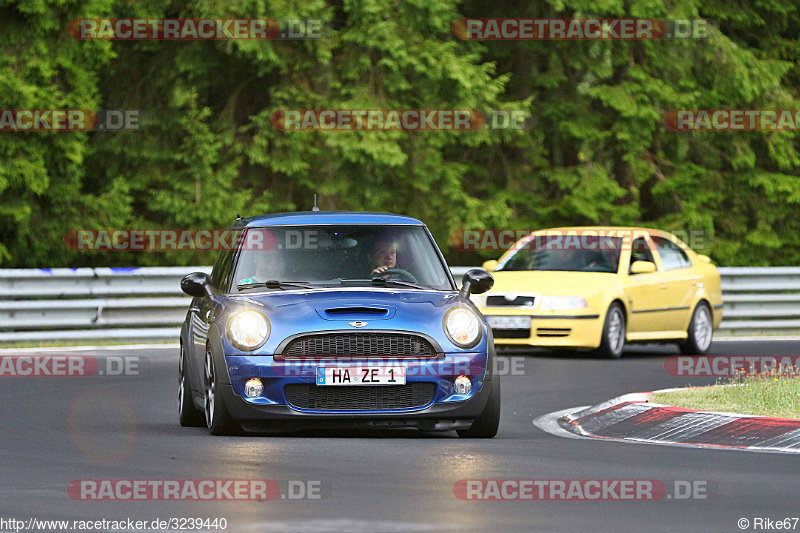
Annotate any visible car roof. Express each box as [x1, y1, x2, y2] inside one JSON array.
[[533, 226, 666, 234], [236, 211, 424, 227], [515, 226, 684, 245]]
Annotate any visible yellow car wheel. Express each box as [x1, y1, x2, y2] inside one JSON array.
[[597, 303, 626, 359], [679, 302, 713, 356]]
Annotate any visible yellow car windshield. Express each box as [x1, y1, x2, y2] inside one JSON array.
[[499, 236, 622, 273]]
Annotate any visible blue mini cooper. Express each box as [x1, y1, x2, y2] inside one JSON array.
[[179, 212, 499, 437]]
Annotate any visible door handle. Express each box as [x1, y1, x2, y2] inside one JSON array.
[[660, 284, 668, 290]]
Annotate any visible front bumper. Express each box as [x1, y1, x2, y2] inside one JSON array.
[[481, 311, 604, 349], [220, 352, 493, 431]]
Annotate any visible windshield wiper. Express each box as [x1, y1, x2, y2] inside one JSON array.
[[237, 280, 315, 290], [340, 278, 428, 290]]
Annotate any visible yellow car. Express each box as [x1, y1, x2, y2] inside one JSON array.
[[475, 227, 723, 357]]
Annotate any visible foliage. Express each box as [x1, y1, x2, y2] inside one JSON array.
[[1, 0, 798, 267]]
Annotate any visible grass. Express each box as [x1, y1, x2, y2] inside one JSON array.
[[651, 371, 800, 419]]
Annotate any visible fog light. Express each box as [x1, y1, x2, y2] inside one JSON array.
[[244, 378, 263, 398], [454, 375, 472, 395]]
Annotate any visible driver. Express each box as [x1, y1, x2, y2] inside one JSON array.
[[542, 247, 584, 270], [363, 235, 419, 284], [367, 237, 399, 277], [238, 257, 273, 285]]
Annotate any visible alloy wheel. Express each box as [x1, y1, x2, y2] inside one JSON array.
[[204, 348, 215, 428], [694, 306, 713, 352], [608, 307, 625, 355]]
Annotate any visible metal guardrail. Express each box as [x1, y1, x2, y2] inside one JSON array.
[[1, 266, 798, 342], [717, 267, 800, 336], [0, 267, 210, 342]]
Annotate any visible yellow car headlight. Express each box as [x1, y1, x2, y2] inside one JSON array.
[[539, 296, 588, 311], [227, 310, 270, 351], [444, 307, 482, 348]]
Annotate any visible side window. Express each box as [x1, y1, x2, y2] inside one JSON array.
[[654, 238, 692, 270], [212, 248, 237, 292], [629, 237, 654, 274]]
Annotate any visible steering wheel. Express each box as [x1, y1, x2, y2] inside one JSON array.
[[373, 267, 418, 283]]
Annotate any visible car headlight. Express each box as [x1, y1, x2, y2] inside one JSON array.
[[539, 296, 588, 311], [443, 307, 482, 348], [227, 310, 270, 351]]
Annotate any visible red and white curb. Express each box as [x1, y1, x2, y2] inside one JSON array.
[[533, 389, 800, 454]]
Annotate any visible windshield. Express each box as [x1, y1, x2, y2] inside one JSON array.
[[231, 225, 453, 291], [497, 235, 622, 273]]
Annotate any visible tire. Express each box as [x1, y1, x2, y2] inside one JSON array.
[[179, 343, 205, 427], [203, 345, 241, 435], [679, 302, 713, 355], [457, 377, 501, 438], [597, 303, 626, 359]]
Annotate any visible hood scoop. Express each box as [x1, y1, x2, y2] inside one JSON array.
[[316, 306, 397, 321]]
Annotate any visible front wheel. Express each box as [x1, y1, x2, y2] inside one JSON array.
[[679, 302, 713, 355], [597, 303, 626, 359], [179, 343, 205, 427], [457, 378, 501, 438], [204, 346, 240, 435]]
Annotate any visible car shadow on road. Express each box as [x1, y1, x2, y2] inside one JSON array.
[[149, 422, 468, 439], [497, 344, 681, 360]]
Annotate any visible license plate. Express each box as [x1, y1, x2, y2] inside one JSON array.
[[316, 366, 406, 386], [487, 315, 531, 329]]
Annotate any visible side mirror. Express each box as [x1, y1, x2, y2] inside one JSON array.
[[630, 261, 656, 275], [460, 268, 494, 296], [181, 272, 213, 298], [697, 255, 712, 264], [482, 259, 498, 272]]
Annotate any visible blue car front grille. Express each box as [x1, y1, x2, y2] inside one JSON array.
[[281, 333, 436, 357], [284, 383, 437, 411]]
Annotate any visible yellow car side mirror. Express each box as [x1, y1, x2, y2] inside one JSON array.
[[630, 261, 656, 275], [697, 254, 712, 264], [482, 260, 498, 272]]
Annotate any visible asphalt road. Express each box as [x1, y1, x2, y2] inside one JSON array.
[[1, 340, 798, 532]]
